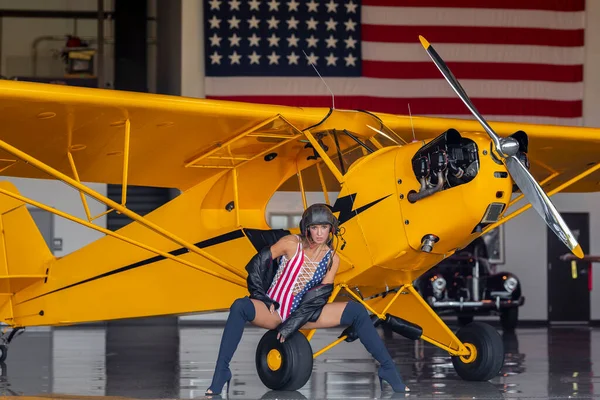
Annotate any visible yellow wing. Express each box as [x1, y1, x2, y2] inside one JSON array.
[[1, 79, 598, 194], [376, 113, 600, 193], [0, 80, 330, 190]]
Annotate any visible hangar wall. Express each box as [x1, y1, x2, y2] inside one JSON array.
[[0, 0, 113, 82], [0, 0, 157, 257], [0, 0, 112, 257]]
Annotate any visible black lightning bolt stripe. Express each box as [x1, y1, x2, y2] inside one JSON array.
[[16, 229, 246, 305], [331, 193, 392, 225]]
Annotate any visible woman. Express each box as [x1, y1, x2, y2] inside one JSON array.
[[205, 203, 409, 395]]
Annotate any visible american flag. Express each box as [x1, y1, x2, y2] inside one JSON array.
[[203, 0, 585, 126]]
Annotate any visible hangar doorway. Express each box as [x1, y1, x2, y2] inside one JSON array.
[[547, 212, 590, 324]]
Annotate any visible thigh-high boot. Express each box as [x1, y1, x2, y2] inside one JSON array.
[[340, 301, 409, 393], [205, 296, 256, 395]]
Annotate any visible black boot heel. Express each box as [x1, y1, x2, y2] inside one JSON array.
[[378, 365, 410, 393], [205, 369, 232, 396], [206, 297, 255, 397], [340, 301, 410, 394]]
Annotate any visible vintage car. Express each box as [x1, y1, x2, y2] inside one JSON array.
[[414, 236, 524, 331]]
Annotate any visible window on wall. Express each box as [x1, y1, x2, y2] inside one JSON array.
[[268, 213, 302, 230]]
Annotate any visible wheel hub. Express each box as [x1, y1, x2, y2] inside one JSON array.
[[460, 342, 477, 364], [267, 349, 282, 371]]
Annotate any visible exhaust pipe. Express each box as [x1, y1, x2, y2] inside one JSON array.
[[408, 171, 445, 203]]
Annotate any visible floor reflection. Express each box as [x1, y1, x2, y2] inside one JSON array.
[[548, 327, 594, 398], [0, 322, 596, 399]]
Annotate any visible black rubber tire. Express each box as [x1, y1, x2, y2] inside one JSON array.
[[0, 345, 7, 363], [500, 307, 518, 331], [255, 330, 313, 391], [452, 322, 504, 381]]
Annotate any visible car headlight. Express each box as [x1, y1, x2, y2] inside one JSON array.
[[432, 276, 446, 293], [504, 276, 518, 292]]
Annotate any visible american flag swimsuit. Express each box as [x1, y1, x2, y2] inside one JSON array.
[[267, 237, 332, 322]]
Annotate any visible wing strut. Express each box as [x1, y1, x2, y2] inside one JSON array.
[[184, 114, 303, 170], [67, 117, 132, 223], [0, 137, 247, 282]]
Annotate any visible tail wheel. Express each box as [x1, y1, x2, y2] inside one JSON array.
[[452, 322, 504, 381], [255, 329, 313, 391]]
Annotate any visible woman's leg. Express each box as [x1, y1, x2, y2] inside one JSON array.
[[206, 297, 282, 395], [301, 302, 348, 329], [249, 299, 284, 329], [302, 301, 409, 393]]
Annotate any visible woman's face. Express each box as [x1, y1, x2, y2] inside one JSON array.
[[309, 224, 331, 244]]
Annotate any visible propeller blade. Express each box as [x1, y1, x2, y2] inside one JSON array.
[[504, 156, 583, 258], [418, 35, 503, 154], [418, 35, 584, 259]]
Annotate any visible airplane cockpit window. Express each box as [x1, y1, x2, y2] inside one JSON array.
[[323, 133, 369, 175], [305, 110, 405, 178]]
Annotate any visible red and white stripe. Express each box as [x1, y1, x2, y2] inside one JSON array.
[[205, 0, 585, 126], [267, 243, 305, 320]]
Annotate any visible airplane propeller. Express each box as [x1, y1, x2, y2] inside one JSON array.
[[418, 35, 584, 259]]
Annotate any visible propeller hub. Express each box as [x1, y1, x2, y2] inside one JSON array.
[[499, 137, 520, 157], [419, 34, 584, 259]]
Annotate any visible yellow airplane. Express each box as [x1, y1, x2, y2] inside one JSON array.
[[0, 36, 595, 390]]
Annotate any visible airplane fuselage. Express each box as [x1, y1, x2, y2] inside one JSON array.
[[332, 129, 514, 296]]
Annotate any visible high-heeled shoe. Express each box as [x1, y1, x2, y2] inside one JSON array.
[[378, 365, 410, 393], [205, 297, 256, 396], [340, 301, 410, 394], [205, 368, 232, 396]]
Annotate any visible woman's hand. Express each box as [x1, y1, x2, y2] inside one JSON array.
[[276, 332, 285, 343], [269, 303, 275, 314]]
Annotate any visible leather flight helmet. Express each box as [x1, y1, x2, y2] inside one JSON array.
[[299, 203, 339, 237]]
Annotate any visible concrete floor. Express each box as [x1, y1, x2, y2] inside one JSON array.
[[0, 322, 598, 399]]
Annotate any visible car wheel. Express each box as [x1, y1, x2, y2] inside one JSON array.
[[452, 322, 505, 381], [255, 329, 313, 391], [500, 307, 518, 331]]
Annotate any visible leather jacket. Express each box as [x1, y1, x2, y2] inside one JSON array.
[[245, 246, 280, 311], [276, 283, 333, 339], [244, 244, 334, 339]]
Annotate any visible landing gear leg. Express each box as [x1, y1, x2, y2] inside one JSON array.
[[0, 327, 25, 362]]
